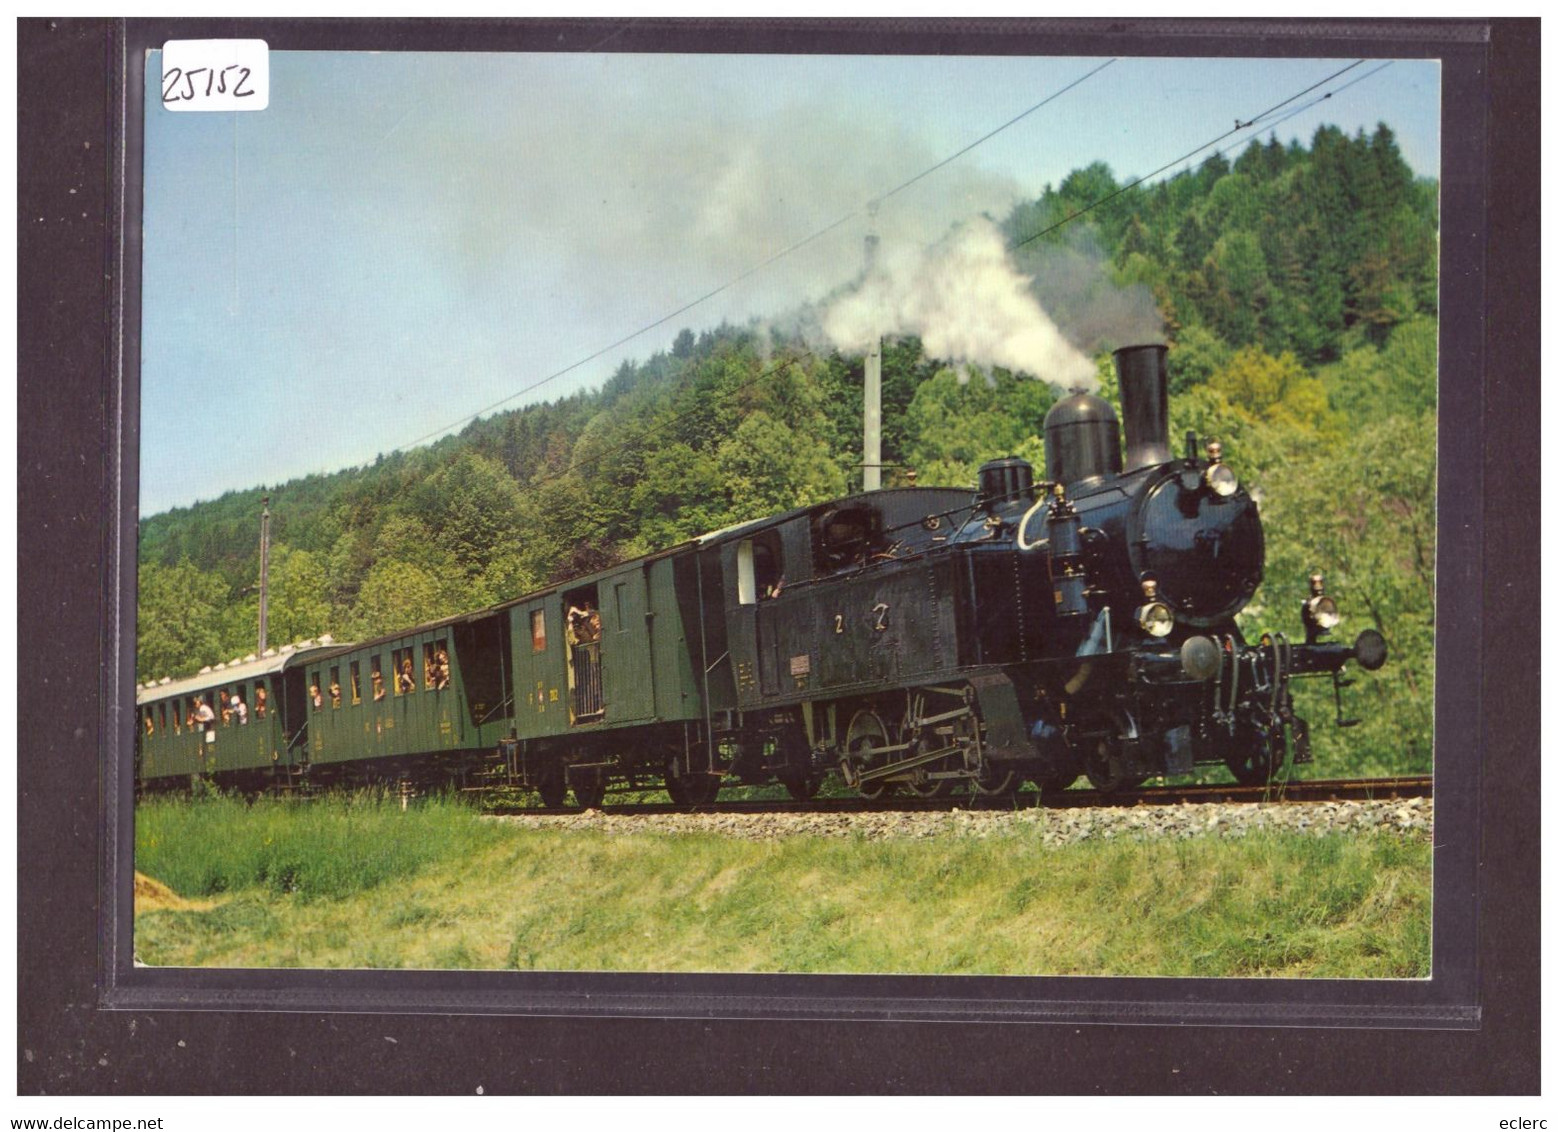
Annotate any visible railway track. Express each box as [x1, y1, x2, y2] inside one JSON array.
[[480, 774, 1433, 817]]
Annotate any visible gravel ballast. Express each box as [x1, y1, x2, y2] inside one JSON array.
[[491, 797, 1432, 846]]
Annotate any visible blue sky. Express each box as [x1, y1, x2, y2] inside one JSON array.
[[140, 51, 1440, 516]]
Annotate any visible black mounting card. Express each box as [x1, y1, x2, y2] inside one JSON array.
[[17, 16, 1538, 1097]]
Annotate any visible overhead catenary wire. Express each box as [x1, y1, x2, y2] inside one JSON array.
[[391, 59, 1120, 455], [871, 58, 1118, 209], [1008, 58, 1368, 253], [1219, 61, 1397, 158]]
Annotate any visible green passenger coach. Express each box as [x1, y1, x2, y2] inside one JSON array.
[[134, 641, 339, 791], [136, 541, 720, 798], [500, 546, 711, 805], [294, 609, 516, 783]]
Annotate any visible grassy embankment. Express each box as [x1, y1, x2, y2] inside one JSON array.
[[135, 793, 1430, 977]]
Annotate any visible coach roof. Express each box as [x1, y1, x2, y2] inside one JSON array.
[[135, 640, 343, 706]]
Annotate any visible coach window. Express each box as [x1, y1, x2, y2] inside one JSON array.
[[158, 703, 168, 735], [350, 661, 362, 705], [530, 610, 547, 653], [737, 535, 784, 605], [142, 707, 154, 736], [755, 536, 783, 598], [310, 672, 323, 711], [395, 648, 416, 695], [736, 540, 757, 605], [422, 642, 437, 691], [329, 666, 342, 709], [432, 638, 450, 690], [371, 657, 386, 701], [255, 681, 269, 719]]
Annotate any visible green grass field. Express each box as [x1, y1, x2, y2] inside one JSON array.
[[134, 794, 1431, 977]]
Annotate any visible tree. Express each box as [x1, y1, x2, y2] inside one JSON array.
[[1203, 231, 1271, 347], [714, 410, 846, 520], [902, 367, 1054, 487], [1208, 346, 1334, 434], [1174, 213, 1212, 274], [415, 451, 524, 580], [265, 546, 332, 647], [1166, 325, 1231, 393], [349, 559, 446, 639], [137, 559, 228, 680], [627, 442, 731, 551]]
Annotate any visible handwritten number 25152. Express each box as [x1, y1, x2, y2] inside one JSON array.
[[162, 65, 254, 103]]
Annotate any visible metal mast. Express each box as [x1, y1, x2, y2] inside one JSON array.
[[258, 495, 271, 654], [862, 209, 883, 492]]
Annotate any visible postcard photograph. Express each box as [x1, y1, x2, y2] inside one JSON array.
[[130, 45, 1440, 981]]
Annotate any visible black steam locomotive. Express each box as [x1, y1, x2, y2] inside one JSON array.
[[699, 342, 1386, 799], [135, 344, 1385, 802]]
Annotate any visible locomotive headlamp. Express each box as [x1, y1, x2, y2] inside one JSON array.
[[1203, 440, 1238, 497], [1136, 579, 1174, 637], [1307, 595, 1341, 631], [1302, 573, 1341, 639], [1138, 601, 1175, 637]]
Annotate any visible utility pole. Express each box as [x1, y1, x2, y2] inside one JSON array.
[[258, 495, 270, 654], [862, 212, 882, 492], [863, 339, 882, 492]]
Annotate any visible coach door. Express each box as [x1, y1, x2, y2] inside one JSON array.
[[563, 584, 605, 723], [601, 567, 654, 723]]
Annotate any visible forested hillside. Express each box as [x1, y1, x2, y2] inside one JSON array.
[[139, 124, 1437, 775]]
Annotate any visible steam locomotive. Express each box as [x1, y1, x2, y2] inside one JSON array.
[[134, 343, 1386, 802]]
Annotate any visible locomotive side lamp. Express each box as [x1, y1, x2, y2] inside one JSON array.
[[1202, 438, 1239, 497], [1302, 571, 1342, 642], [1179, 635, 1222, 681], [1136, 577, 1175, 638]]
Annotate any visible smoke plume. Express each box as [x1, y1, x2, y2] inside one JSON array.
[[1021, 222, 1165, 354], [375, 62, 1160, 389], [818, 218, 1099, 391]]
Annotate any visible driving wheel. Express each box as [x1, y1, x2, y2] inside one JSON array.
[[843, 709, 892, 799]]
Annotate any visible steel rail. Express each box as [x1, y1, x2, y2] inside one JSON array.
[[480, 775, 1433, 817]]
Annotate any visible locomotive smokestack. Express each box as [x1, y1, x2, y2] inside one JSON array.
[[1115, 344, 1172, 473]]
